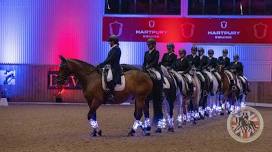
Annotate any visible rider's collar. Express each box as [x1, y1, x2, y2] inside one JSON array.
[[111, 44, 118, 49], [192, 54, 196, 58], [149, 48, 155, 54]]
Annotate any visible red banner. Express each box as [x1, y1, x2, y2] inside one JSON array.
[[103, 17, 272, 44]]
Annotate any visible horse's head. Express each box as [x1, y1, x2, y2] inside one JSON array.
[[57, 56, 72, 85]]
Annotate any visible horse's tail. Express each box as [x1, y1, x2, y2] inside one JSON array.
[[121, 64, 141, 72]]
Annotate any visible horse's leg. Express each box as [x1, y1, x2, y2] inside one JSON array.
[[176, 91, 183, 128], [166, 94, 175, 132], [88, 98, 102, 137], [143, 99, 151, 135], [128, 96, 146, 136], [152, 83, 164, 133]]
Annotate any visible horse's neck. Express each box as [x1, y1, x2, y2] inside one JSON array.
[[68, 60, 99, 89]]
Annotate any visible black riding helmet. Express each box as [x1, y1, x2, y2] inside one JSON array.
[[108, 35, 119, 44], [208, 49, 214, 55], [223, 49, 228, 54], [234, 54, 239, 60], [147, 38, 156, 45], [167, 43, 175, 49], [179, 48, 187, 55], [198, 47, 204, 53]]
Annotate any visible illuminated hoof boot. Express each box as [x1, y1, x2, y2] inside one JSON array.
[[128, 129, 136, 136], [155, 128, 162, 133]]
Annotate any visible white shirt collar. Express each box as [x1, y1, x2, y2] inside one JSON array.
[[149, 48, 155, 54], [111, 44, 118, 49]]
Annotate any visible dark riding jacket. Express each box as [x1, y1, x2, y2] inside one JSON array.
[[187, 54, 200, 69], [143, 49, 160, 71], [218, 56, 230, 69], [199, 55, 209, 70], [230, 61, 244, 76], [160, 52, 177, 67], [98, 45, 122, 84], [207, 57, 218, 69], [172, 57, 191, 73]]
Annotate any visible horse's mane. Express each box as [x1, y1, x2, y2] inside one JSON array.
[[67, 58, 98, 75]]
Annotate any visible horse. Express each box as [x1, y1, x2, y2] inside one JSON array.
[[217, 65, 240, 114], [122, 64, 166, 134], [57, 56, 153, 136], [160, 65, 178, 132], [171, 66, 202, 126]]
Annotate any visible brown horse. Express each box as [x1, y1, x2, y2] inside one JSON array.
[[57, 56, 153, 136], [217, 65, 239, 114]]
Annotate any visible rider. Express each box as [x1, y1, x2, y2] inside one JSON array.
[[230, 54, 250, 94], [187, 46, 200, 68], [207, 49, 221, 90], [160, 43, 177, 68], [172, 49, 194, 95], [207, 49, 218, 70], [218, 49, 234, 86], [97, 35, 122, 101], [218, 49, 230, 69]]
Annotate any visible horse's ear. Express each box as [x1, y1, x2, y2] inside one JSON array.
[[59, 55, 67, 63]]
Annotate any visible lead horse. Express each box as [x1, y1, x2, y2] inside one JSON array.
[[57, 56, 153, 136]]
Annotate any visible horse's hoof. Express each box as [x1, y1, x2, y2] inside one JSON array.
[[144, 132, 151, 136], [192, 119, 197, 125], [91, 130, 97, 137], [168, 127, 174, 132], [177, 123, 182, 128], [155, 128, 162, 133], [97, 130, 102, 136], [128, 129, 135, 136], [220, 112, 224, 116]]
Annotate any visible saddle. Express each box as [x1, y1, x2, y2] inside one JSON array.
[[171, 70, 192, 95], [101, 65, 125, 91], [146, 68, 162, 80]]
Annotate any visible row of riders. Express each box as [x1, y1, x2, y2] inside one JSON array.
[[57, 35, 250, 136]]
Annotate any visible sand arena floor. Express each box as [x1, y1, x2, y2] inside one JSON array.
[[0, 104, 271, 152]]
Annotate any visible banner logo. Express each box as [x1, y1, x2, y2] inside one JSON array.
[[221, 21, 228, 29], [109, 21, 123, 37], [227, 106, 264, 143], [180, 23, 195, 38], [253, 22, 268, 39], [148, 20, 156, 28]]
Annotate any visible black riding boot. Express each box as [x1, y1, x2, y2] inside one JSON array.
[[105, 81, 115, 103]]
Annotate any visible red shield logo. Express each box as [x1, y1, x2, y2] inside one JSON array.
[[253, 22, 268, 39], [109, 21, 123, 37], [180, 23, 195, 38]]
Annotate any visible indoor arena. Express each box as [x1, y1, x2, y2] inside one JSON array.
[[0, 1, 271, 152]]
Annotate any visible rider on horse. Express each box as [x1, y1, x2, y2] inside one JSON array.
[[172, 49, 194, 95], [143, 38, 164, 132], [230, 54, 250, 94], [198, 48, 211, 95], [97, 35, 122, 101]]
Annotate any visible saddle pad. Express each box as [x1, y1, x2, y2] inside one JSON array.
[[102, 75, 126, 91]]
